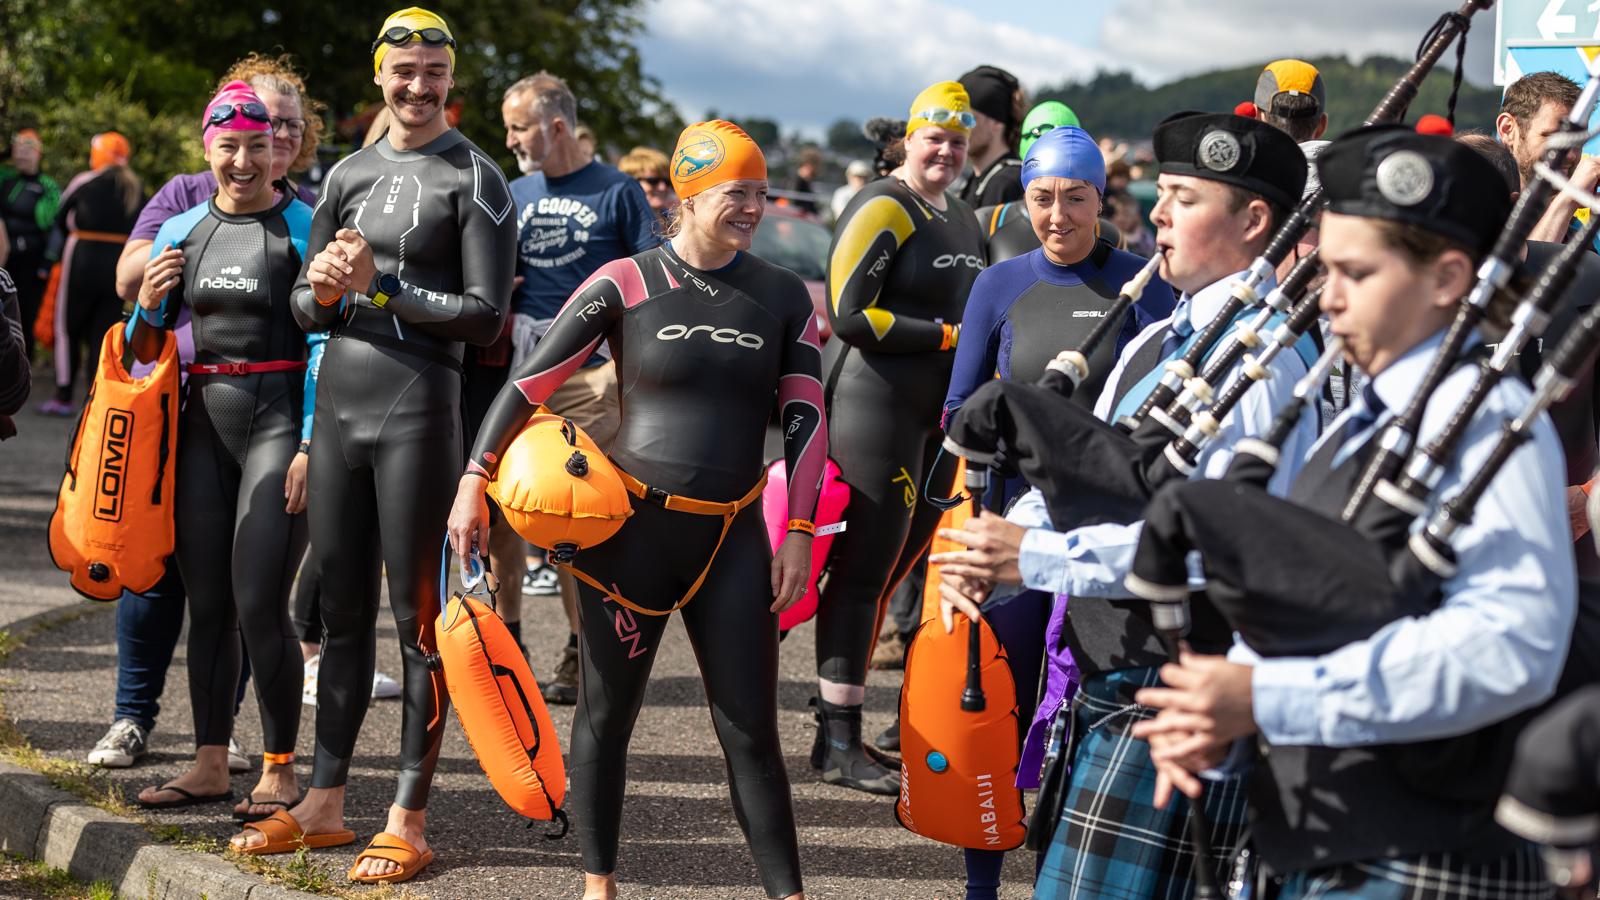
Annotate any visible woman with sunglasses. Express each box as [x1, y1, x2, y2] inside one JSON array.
[[618, 146, 678, 220], [126, 82, 315, 823], [812, 80, 985, 795]]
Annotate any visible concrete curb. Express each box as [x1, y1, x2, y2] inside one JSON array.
[[0, 760, 316, 899]]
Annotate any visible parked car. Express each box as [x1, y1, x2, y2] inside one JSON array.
[[752, 205, 832, 341]]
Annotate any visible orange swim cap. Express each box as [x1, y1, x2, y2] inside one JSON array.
[[90, 132, 131, 171], [13, 129, 42, 151], [670, 120, 767, 201]]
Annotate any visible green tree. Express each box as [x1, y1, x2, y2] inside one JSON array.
[[3, 0, 682, 186], [825, 118, 875, 159]]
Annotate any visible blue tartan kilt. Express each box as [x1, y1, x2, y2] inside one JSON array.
[[1034, 667, 1251, 900], [1275, 841, 1553, 900]]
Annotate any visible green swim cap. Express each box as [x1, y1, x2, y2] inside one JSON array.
[[1020, 101, 1081, 157]]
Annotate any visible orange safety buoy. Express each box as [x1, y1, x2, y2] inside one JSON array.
[[34, 262, 61, 348], [487, 414, 631, 561], [921, 457, 973, 624], [48, 323, 179, 601], [896, 612, 1026, 851], [435, 549, 568, 831]]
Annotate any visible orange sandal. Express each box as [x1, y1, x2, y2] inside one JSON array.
[[234, 809, 356, 856], [347, 832, 434, 884]]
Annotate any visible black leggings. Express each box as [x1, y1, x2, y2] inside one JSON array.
[[816, 346, 956, 686], [566, 498, 802, 899], [306, 336, 456, 809], [54, 243, 123, 402], [175, 382, 305, 753]]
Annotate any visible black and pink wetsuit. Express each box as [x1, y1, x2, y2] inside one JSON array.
[[469, 241, 825, 898]]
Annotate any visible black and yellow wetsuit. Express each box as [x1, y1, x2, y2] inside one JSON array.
[[815, 176, 984, 792]]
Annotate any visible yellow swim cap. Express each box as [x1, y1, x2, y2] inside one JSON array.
[[372, 7, 456, 76], [907, 81, 974, 137], [670, 120, 767, 201]]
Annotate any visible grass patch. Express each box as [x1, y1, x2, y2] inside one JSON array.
[[0, 852, 118, 899]]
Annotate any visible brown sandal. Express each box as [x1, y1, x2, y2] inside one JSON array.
[[347, 831, 434, 884], [233, 809, 355, 856]]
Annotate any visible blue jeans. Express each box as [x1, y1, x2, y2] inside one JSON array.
[[114, 562, 250, 732]]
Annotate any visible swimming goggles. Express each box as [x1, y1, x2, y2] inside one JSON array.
[[371, 26, 457, 52], [913, 107, 977, 130], [206, 102, 271, 128], [1024, 122, 1059, 142]]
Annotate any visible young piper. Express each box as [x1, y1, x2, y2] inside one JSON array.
[[933, 112, 1316, 898], [233, 8, 517, 885], [1135, 126, 1573, 899], [128, 81, 316, 823]]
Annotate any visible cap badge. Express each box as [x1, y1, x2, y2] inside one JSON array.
[[1198, 130, 1242, 173], [1375, 151, 1434, 207]]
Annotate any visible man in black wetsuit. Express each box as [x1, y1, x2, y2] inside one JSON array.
[[0, 130, 60, 358], [958, 65, 1026, 209], [235, 8, 515, 884]]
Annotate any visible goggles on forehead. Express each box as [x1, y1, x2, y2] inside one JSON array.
[[1024, 122, 1059, 142], [206, 102, 271, 129], [914, 107, 977, 131], [371, 26, 456, 53]]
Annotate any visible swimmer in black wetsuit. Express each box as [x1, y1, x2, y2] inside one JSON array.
[[449, 120, 821, 900], [815, 81, 985, 795], [128, 83, 315, 819], [231, 11, 515, 885]]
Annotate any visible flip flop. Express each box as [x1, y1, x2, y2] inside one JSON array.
[[138, 782, 234, 810], [234, 809, 356, 856], [347, 832, 434, 884], [232, 795, 300, 824]]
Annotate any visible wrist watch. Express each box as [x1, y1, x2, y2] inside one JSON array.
[[297, 439, 311, 455], [370, 272, 402, 309]]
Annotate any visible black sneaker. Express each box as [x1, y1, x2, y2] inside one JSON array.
[[524, 564, 560, 597], [88, 719, 148, 768]]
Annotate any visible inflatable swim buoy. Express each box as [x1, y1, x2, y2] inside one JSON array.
[[48, 324, 179, 601], [436, 549, 567, 831], [921, 457, 973, 624], [487, 414, 631, 562], [896, 612, 1026, 851], [763, 457, 851, 631]]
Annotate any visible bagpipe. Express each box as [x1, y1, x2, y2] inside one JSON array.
[[943, 0, 1493, 534]]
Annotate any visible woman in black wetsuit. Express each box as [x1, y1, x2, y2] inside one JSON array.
[[449, 120, 822, 900], [128, 82, 314, 819], [814, 81, 985, 795]]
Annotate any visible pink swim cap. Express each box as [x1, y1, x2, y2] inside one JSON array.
[[203, 81, 273, 149]]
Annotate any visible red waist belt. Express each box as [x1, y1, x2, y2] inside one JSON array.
[[186, 360, 306, 376]]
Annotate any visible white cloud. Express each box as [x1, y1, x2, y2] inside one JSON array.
[[639, 0, 1118, 135], [1097, 0, 1495, 84]]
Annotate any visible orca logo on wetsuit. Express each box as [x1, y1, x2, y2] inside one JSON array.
[[933, 253, 983, 271], [656, 324, 765, 350]]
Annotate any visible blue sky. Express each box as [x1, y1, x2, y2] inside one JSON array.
[[635, 0, 1496, 138]]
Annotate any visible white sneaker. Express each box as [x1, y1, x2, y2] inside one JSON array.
[[227, 737, 251, 773], [524, 564, 560, 597], [302, 654, 320, 707], [87, 719, 148, 768], [371, 671, 401, 701]]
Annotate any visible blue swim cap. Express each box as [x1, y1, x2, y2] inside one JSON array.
[[1021, 125, 1105, 194]]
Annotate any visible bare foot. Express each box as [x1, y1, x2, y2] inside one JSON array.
[[582, 872, 617, 900], [351, 804, 428, 880], [230, 785, 345, 852], [138, 746, 230, 805], [233, 759, 299, 819]]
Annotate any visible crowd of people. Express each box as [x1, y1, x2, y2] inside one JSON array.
[[6, 4, 1600, 898]]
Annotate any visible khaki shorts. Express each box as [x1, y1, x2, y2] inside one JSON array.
[[511, 312, 620, 449]]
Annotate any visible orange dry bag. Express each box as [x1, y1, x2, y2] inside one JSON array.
[[921, 458, 973, 624], [34, 262, 61, 347], [487, 414, 631, 560], [896, 613, 1026, 851], [435, 545, 568, 832], [48, 324, 179, 601]]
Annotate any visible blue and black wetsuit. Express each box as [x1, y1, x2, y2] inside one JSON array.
[[468, 243, 826, 899], [291, 129, 515, 811], [128, 190, 319, 760]]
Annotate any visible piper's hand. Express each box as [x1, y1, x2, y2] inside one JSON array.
[[334, 227, 378, 295], [938, 572, 988, 634], [1133, 652, 1258, 755], [283, 450, 309, 514], [1146, 726, 1233, 807], [1567, 485, 1591, 542], [928, 511, 1026, 585], [138, 247, 185, 310], [448, 474, 491, 562], [770, 532, 812, 613]]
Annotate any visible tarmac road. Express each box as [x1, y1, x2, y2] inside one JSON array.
[[0, 370, 1036, 899]]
